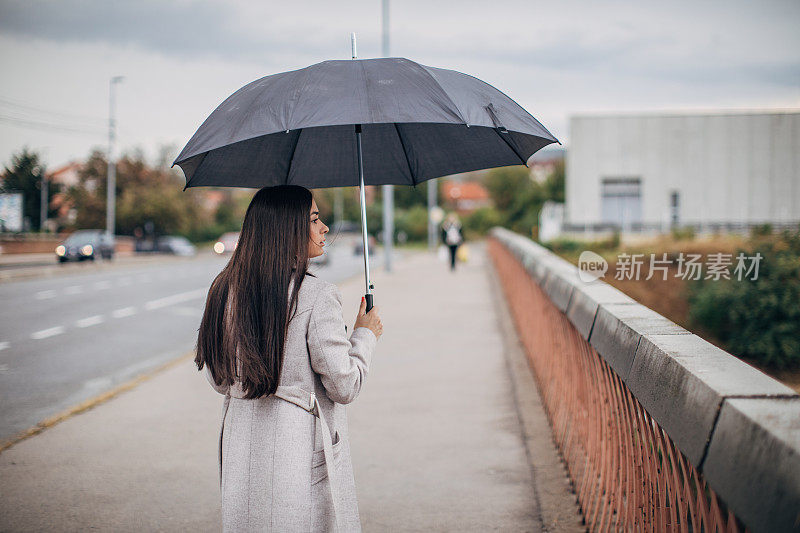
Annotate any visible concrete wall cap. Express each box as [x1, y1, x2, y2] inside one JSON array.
[[589, 302, 689, 381], [627, 334, 796, 466], [542, 270, 576, 313], [637, 334, 797, 399], [702, 398, 800, 533], [566, 283, 637, 340]]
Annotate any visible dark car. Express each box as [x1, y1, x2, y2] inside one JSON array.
[[157, 235, 197, 257], [55, 230, 115, 262]]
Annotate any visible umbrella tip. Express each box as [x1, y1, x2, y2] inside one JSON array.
[[351, 33, 357, 59]]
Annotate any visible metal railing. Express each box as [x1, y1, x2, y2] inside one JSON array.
[[487, 228, 800, 533]]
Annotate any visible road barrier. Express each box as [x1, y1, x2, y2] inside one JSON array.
[[488, 227, 799, 533]]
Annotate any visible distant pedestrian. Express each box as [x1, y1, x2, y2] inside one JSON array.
[[441, 212, 464, 271], [196, 185, 383, 532]]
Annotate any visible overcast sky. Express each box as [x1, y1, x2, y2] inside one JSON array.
[[0, 0, 798, 170]]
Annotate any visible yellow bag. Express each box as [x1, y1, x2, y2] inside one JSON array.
[[457, 244, 469, 263]]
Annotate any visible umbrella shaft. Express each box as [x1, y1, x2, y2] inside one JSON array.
[[356, 126, 372, 297]]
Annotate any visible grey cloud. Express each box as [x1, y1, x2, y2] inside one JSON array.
[[0, 0, 797, 88], [0, 0, 327, 63], [629, 61, 800, 88], [403, 33, 799, 89]]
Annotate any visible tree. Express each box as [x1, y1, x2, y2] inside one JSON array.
[[483, 166, 532, 212], [63, 149, 107, 229], [393, 181, 440, 209], [543, 159, 565, 204], [481, 162, 565, 238], [1, 148, 60, 231], [64, 148, 211, 239], [115, 151, 204, 237]]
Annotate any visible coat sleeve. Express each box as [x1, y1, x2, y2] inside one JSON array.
[[308, 283, 377, 404]]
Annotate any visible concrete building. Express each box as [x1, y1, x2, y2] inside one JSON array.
[[565, 110, 800, 233]]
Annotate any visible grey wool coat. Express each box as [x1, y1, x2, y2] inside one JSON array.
[[205, 274, 377, 532]]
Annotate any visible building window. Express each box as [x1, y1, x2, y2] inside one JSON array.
[[601, 177, 642, 230]]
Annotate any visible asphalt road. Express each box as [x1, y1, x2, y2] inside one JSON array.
[[0, 244, 381, 442]]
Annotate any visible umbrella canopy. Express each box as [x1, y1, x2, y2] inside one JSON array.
[[173, 57, 559, 189]]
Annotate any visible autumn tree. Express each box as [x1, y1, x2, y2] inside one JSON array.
[[64, 148, 211, 238]]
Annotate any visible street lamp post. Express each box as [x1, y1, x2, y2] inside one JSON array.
[[39, 168, 47, 232], [381, 0, 394, 272], [106, 76, 124, 242], [428, 178, 438, 250]]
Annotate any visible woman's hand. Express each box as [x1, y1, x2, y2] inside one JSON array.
[[354, 297, 383, 339]]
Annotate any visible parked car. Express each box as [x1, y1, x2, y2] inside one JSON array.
[[157, 235, 197, 257], [55, 230, 114, 262], [213, 232, 239, 254]]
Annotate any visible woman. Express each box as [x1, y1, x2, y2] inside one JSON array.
[[440, 212, 464, 272], [196, 185, 383, 532]]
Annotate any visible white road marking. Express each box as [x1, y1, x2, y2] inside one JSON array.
[[112, 307, 137, 319], [75, 315, 104, 328], [31, 326, 65, 340], [64, 285, 83, 295], [35, 290, 57, 300], [0, 341, 9, 351], [144, 288, 206, 311], [93, 280, 112, 290]]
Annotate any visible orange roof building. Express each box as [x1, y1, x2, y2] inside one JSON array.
[[441, 180, 491, 213], [47, 161, 82, 188]]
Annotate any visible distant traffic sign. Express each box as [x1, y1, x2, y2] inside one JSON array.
[[0, 192, 23, 232]]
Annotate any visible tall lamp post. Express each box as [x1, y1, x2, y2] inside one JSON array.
[[381, 0, 394, 272], [106, 76, 124, 242], [428, 177, 439, 250], [39, 167, 47, 232]]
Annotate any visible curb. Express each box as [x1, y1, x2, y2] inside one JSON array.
[[486, 254, 584, 532], [0, 351, 194, 454]]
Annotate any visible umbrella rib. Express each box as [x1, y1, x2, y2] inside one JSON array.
[[415, 64, 468, 125], [493, 128, 528, 166], [393, 123, 417, 186], [284, 129, 303, 184]]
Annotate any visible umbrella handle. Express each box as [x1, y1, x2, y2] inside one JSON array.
[[365, 293, 374, 313]]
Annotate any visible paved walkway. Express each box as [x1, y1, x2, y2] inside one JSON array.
[[0, 243, 581, 532]]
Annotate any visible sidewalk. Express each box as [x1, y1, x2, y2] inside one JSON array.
[[0, 243, 581, 532]]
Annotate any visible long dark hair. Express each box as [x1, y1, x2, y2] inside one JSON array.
[[196, 185, 314, 399]]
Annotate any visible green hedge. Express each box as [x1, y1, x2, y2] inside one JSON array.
[[688, 229, 800, 369]]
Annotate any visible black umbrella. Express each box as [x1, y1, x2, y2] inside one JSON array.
[[174, 52, 558, 311]]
